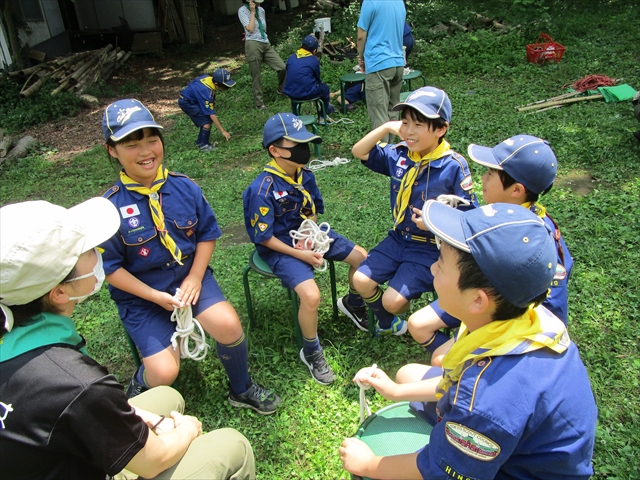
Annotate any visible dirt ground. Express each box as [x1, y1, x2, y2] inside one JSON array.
[[23, 11, 298, 161]]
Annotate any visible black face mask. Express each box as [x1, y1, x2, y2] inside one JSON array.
[[276, 143, 311, 165]]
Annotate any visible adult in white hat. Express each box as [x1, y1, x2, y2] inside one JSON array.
[[0, 198, 255, 479]]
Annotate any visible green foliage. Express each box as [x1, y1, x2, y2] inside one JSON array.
[[1, 0, 640, 478], [0, 77, 82, 133], [83, 78, 116, 98]]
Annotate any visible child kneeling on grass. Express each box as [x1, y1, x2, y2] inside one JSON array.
[[408, 134, 573, 366], [349, 86, 478, 336], [340, 201, 597, 479], [178, 68, 236, 152], [242, 113, 367, 385], [100, 99, 281, 415]]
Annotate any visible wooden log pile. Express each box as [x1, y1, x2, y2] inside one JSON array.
[[8, 45, 131, 98], [157, 0, 202, 43]]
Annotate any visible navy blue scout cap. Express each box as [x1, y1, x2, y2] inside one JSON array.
[[102, 99, 163, 142], [392, 86, 452, 123], [468, 135, 557, 194], [213, 68, 236, 87], [302, 35, 319, 51], [423, 201, 557, 308], [262, 113, 322, 148]]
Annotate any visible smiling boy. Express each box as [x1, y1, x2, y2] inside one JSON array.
[[348, 86, 478, 335]]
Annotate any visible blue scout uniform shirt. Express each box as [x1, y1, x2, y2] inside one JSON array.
[[365, 143, 478, 237], [540, 212, 573, 324], [100, 172, 222, 302], [416, 309, 597, 479], [179, 75, 217, 116], [242, 166, 324, 256], [283, 51, 322, 100]]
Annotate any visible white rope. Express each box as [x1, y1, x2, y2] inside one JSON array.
[[289, 219, 334, 271], [436, 194, 471, 209], [308, 156, 351, 171], [354, 364, 377, 424], [170, 288, 209, 361], [326, 117, 355, 125]]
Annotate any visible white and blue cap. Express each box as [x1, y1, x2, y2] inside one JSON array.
[[213, 68, 236, 87], [102, 99, 163, 142], [392, 86, 452, 123], [422, 201, 557, 308], [302, 34, 319, 51], [468, 134, 557, 194], [262, 113, 322, 148]]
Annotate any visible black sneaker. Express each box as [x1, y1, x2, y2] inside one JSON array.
[[125, 376, 149, 399], [299, 348, 335, 385], [228, 382, 281, 415], [337, 295, 369, 332]]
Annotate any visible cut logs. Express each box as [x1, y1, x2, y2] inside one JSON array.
[[0, 136, 37, 167], [10, 45, 131, 98]]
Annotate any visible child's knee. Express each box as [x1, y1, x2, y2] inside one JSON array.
[[381, 292, 408, 314], [296, 282, 321, 309], [352, 270, 375, 293], [144, 358, 180, 386]]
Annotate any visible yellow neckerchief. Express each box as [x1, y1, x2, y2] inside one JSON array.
[[264, 159, 315, 219], [393, 140, 451, 227], [436, 306, 568, 399], [199, 76, 217, 92], [296, 48, 313, 59], [120, 166, 183, 264], [521, 201, 547, 219]]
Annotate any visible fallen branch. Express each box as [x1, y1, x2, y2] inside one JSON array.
[[0, 133, 14, 158], [517, 91, 582, 109], [0, 136, 37, 167]]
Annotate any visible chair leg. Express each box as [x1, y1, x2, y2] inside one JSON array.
[[242, 265, 256, 330], [340, 80, 347, 114], [122, 324, 142, 368], [317, 98, 328, 132], [329, 260, 338, 322], [288, 289, 303, 348]]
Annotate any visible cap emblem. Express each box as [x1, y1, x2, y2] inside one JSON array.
[[504, 138, 515, 146], [480, 205, 497, 217], [292, 117, 303, 130], [117, 106, 141, 125]]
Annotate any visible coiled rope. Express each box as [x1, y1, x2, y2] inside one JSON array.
[[308, 156, 351, 171], [170, 288, 209, 361], [565, 74, 616, 92], [289, 219, 334, 271]]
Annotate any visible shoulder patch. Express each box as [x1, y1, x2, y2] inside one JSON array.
[[444, 422, 500, 461], [553, 263, 567, 281], [259, 206, 270, 216], [258, 222, 268, 232], [103, 185, 120, 199], [460, 175, 474, 191]]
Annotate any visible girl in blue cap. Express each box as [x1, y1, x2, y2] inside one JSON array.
[[99, 99, 281, 414]]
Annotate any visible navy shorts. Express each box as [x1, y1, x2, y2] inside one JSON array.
[[178, 97, 211, 128], [345, 82, 365, 104], [357, 230, 439, 301], [409, 367, 443, 426], [259, 229, 355, 290], [430, 299, 462, 329], [117, 267, 225, 358]]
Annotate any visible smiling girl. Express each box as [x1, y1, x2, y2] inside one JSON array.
[[99, 99, 280, 414]]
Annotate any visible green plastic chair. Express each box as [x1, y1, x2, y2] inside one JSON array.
[[351, 402, 433, 480], [242, 249, 338, 348], [402, 69, 427, 92], [290, 97, 328, 132], [119, 320, 142, 368], [299, 115, 323, 160]]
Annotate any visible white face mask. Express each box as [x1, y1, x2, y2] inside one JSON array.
[[67, 249, 105, 303]]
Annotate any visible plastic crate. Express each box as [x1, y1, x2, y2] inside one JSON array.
[[526, 33, 566, 64]]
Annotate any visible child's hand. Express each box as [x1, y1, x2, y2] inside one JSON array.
[[249, 1, 256, 13], [298, 249, 324, 267], [339, 437, 376, 476], [411, 207, 428, 231], [221, 130, 231, 141], [178, 274, 203, 306], [356, 367, 399, 401], [153, 290, 185, 311], [386, 120, 403, 139]]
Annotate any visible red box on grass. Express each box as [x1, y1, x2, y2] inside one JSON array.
[[526, 33, 566, 64]]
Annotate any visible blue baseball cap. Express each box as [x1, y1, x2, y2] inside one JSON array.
[[213, 68, 236, 87], [102, 99, 163, 142], [422, 201, 556, 308], [392, 86, 452, 123], [302, 34, 319, 51], [262, 113, 322, 148], [468, 135, 557, 194]]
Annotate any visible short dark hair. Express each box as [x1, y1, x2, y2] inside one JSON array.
[[0, 266, 77, 336], [105, 127, 164, 170], [454, 248, 548, 320], [495, 168, 552, 203], [401, 106, 448, 139]]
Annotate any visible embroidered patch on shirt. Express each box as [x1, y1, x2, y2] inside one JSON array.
[[460, 175, 474, 191], [444, 422, 500, 461], [120, 204, 141, 218], [553, 263, 567, 281], [438, 459, 480, 480], [139, 246, 150, 257], [259, 206, 270, 216], [128, 217, 140, 228], [251, 218, 256, 227], [396, 157, 409, 169], [273, 190, 289, 200], [258, 222, 268, 232], [186, 229, 194, 237]]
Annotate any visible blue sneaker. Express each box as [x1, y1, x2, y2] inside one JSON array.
[[375, 316, 408, 336]]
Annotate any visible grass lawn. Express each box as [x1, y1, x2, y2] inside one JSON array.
[[1, 0, 639, 478]]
